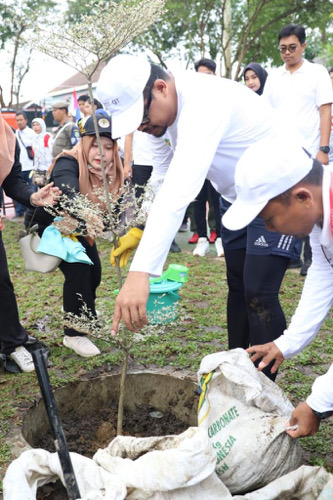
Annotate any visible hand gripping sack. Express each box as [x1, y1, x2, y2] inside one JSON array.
[[197, 349, 302, 494]]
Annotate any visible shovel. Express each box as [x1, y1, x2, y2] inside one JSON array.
[[31, 345, 81, 500]]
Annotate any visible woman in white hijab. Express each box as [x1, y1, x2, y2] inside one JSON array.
[[31, 118, 53, 185]]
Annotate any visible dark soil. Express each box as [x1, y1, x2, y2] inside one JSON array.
[[35, 402, 189, 499]]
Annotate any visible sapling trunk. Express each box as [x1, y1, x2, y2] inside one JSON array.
[[87, 81, 128, 435]]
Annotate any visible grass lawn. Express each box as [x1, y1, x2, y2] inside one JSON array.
[[0, 218, 332, 491]]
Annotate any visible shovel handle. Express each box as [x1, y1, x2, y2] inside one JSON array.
[[31, 346, 81, 500]]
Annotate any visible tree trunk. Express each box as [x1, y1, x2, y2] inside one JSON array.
[[222, 0, 232, 78]]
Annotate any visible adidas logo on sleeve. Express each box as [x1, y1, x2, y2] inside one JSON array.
[[254, 235, 269, 247]]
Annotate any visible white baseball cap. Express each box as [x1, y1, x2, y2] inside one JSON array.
[[96, 54, 151, 139], [222, 136, 314, 231]]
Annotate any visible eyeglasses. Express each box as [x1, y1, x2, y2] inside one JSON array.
[[278, 44, 299, 54], [140, 80, 156, 126]]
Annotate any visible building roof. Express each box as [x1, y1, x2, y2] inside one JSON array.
[[49, 62, 106, 94]]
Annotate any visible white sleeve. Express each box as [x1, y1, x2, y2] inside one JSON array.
[[262, 74, 274, 107], [138, 135, 174, 220], [315, 65, 333, 107], [274, 226, 333, 358], [130, 100, 232, 276], [306, 364, 333, 413]]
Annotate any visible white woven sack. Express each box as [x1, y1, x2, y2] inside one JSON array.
[[197, 349, 302, 494]]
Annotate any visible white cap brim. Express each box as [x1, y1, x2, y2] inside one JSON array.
[[110, 93, 144, 139], [222, 198, 268, 231]]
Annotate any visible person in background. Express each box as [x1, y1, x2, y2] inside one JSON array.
[[191, 58, 224, 258], [14, 111, 35, 217], [243, 62, 267, 95], [52, 101, 80, 158], [121, 130, 181, 256], [77, 95, 90, 126], [222, 136, 332, 438], [31, 118, 53, 186], [84, 98, 104, 117], [213, 61, 302, 372], [243, 61, 303, 273], [0, 112, 61, 372], [263, 24, 332, 276], [328, 67, 333, 164]]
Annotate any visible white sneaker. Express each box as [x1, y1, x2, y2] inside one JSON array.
[[63, 336, 101, 358], [193, 237, 209, 257], [9, 346, 35, 372], [215, 237, 224, 257]]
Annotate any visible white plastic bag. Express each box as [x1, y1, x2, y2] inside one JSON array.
[[197, 349, 302, 494]]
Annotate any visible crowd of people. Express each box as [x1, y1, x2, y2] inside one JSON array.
[[0, 23, 332, 440]]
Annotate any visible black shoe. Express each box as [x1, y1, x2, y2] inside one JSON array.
[[300, 259, 311, 276], [169, 240, 181, 253], [288, 258, 303, 269]]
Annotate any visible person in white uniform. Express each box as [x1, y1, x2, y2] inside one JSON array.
[[96, 55, 297, 376], [263, 23, 332, 276], [222, 136, 333, 438]]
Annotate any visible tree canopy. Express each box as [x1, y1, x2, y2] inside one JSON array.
[[133, 0, 333, 78]]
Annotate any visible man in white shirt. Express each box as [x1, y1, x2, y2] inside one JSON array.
[[263, 24, 332, 275], [15, 111, 35, 217], [264, 24, 332, 162], [96, 54, 292, 351], [222, 136, 333, 438]]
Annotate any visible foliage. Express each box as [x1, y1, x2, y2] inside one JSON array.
[[132, 0, 333, 77], [0, 0, 57, 107], [27, 0, 165, 78]]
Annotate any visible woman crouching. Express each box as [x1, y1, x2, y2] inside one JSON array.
[[29, 113, 123, 357]]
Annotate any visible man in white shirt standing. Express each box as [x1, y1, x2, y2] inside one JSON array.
[[15, 111, 35, 217], [222, 136, 333, 438], [263, 24, 332, 275]]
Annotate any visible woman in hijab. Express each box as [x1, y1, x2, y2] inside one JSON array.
[[31, 118, 53, 185], [243, 62, 268, 95], [0, 112, 60, 372], [32, 112, 123, 358]]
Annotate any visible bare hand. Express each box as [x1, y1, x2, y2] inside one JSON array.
[[84, 213, 104, 237], [111, 271, 150, 335], [123, 164, 133, 181], [0, 217, 4, 231], [246, 342, 284, 374], [316, 150, 329, 166], [286, 402, 320, 438], [31, 182, 62, 206]]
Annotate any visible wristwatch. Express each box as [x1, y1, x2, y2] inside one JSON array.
[[319, 146, 330, 154], [312, 409, 333, 420]]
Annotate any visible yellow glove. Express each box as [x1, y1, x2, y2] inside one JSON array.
[[110, 228, 143, 268]]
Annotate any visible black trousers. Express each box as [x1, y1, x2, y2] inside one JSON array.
[[194, 180, 222, 238], [132, 164, 153, 200], [224, 249, 289, 381], [60, 238, 102, 337], [0, 232, 28, 354]]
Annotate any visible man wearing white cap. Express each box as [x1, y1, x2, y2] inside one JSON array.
[[222, 136, 333, 438], [96, 54, 298, 367]]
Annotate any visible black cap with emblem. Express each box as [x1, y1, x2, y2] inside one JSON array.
[[81, 112, 112, 138]]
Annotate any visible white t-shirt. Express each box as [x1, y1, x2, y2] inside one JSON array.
[[15, 127, 35, 172], [133, 130, 153, 166], [274, 165, 333, 412], [263, 59, 332, 155], [130, 70, 277, 276]]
